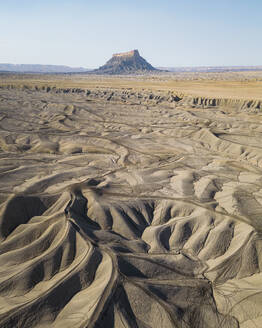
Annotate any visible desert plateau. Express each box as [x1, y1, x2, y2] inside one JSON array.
[[0, 69, 262, 328]]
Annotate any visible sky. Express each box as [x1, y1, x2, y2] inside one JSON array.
[[0, 0, 262, 68]]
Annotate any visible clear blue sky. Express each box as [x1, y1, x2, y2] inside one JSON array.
[[1, 0, 261, 68]]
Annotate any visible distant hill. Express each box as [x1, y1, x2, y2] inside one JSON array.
[[2, 61, 261, 75], [0, 64, 90, 73], [158, 66, 262, 73], [93, 50, 157, 74]]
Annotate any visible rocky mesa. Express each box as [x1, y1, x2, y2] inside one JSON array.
[[93, 49, 157, 74]]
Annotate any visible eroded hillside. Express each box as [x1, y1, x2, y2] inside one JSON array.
[[0, 80, 262, 327]]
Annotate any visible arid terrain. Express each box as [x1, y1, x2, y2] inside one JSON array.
[[1, 73, 262, 327]]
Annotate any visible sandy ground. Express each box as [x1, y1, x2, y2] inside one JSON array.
[[1, 71, 262, 99], [0, 74, 262, 327]]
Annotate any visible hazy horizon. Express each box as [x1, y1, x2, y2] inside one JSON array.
[[1, 0, 262, 68], [1, 62, 262, 71]]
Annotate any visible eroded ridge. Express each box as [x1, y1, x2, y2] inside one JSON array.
[[1, 87, 262, 327]]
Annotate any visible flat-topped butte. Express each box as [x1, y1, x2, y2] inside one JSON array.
[[94, 49, 157, 74], [112, 49, 140, 57]]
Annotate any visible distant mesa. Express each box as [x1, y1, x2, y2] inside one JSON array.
[[113, 50, 139, 57], [93, 49, 157, 75], [0, 64, 90, 74]]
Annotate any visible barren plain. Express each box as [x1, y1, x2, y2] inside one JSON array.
[[1, 73, 262, 327]]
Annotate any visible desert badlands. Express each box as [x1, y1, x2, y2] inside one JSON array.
[[1, 70, 262, 328]]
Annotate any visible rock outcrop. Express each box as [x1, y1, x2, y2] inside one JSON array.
[[93, 49, 157, 74]]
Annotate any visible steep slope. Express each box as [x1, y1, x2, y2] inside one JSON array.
[[94, 49, 157, 74]]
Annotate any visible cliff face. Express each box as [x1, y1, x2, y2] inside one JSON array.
[[112, 50, 139, 57], [94, 49, 157, 74]]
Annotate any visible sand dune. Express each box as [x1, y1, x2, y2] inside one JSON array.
[[0, 79, 262, 327]]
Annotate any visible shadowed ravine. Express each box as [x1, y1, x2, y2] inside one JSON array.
[[1, 87, 262, 327]]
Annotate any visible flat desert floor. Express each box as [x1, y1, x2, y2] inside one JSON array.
[[1, 73, 262, 327]]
